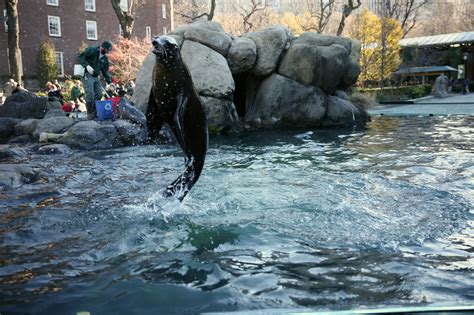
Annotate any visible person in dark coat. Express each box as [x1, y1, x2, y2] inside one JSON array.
[[77, 40, 113, 119]]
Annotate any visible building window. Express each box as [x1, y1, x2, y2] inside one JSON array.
[[46, 0, 59, 6], [163, 27, 167, 35], [3, 10, 7, 32], [55, 51, 64, 77], [120, 0, 128, 11], [145, 26, 151, 41], [85, 0, 96, 12], [119, 24, 124, 37], [162, 3, 167, 19], [86, 20, 97, 40], [48, 16, 61, 37]]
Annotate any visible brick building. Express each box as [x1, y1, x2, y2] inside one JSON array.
[[0, 0, 172, 88]]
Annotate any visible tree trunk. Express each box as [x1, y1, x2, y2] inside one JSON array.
[[208, 0, 216, 21], [5, 0, 21, 84], [336, 1, 361, 37], [111, 0, 135, 39]]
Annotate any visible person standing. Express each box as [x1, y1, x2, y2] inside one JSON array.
[[77, 40, 113, 119]]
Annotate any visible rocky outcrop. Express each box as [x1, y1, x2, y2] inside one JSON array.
[[0, 164, 40, 190], [132, 21, 368, 130], [0, 92, 61, 119]]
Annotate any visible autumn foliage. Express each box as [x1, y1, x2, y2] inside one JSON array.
[[108, 36, 150, 83]]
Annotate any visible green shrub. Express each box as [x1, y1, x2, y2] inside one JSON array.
[[356, 84, 432, 101], [37, 40, 58, 88]]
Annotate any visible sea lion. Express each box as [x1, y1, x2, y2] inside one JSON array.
[[147, 35, 208, 201]]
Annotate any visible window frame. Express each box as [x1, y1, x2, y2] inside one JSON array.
[[48, 15, 61, 37], [145, 26, 151, 41], [86, 20, 98, 40], [46, 0, 59, 6], [85, 0, 96, 12], [163, 27, 167, 35], [162, 3, 167, 19], [3, 10, 7, 33], [54, 51, 64, 77]]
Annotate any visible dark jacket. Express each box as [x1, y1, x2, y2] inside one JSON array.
[[77, 46, 112, 84]]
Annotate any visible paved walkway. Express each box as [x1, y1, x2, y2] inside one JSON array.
[[368, 93, 474, 116]]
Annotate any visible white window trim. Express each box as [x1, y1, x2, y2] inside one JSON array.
[[145, 26, 151, 41], [3, 10, 7, 33], [86, 20, 98, 40], [162, 3, 167, 19], [163, 27, 167, 35], [55, 51, 64, 77], [85, 0, 96, 12], [48, 15, 61, 37], [46, 0, 59, 6], [119, 24, 124, 38]]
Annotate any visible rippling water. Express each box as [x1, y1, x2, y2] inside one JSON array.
[[1, 116, 473, 314]]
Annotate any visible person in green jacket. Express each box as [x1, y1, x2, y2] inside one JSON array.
[[77, 40, 113, 119]]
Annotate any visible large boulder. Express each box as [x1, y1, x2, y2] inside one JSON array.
[[339, 40, 361, 89], [0, 92, 61, 119], [227, 37, 257, 74], [113, 120, 148, 145], [0, 164, 40, 190], [181, 40, 235, 100], [200, 96, 241, 130], [14, 119, 39, 136], [244, 26, 292, 77], [278, 32, 350, 94], [247, 73, 327, 126], [184, 25, 233, 56], [0, 117, 19, 142], [32, 116, 76, 139], [130, 52, 155, 113], [322, 96, 369, 127]]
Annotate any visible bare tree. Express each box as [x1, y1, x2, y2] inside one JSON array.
[[289, 0, 335, 34], [174, 0, 216, 25], [234, 0, 269, 33], [110, 0, 146, 39], [383, 0, 428, 38], [336, 0, 361, 36], [4, 0, 21, 84]]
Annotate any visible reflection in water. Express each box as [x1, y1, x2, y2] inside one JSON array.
[[0, 116, 472, 314]]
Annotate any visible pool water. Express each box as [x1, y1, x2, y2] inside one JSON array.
[[1, 116, 473, 314]]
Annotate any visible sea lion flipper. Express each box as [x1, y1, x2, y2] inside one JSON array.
[[146, 90, 164, 140]]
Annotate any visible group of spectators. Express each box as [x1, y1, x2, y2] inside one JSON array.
[[2, 40, 135, 120]]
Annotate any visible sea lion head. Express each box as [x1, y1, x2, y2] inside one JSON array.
[[151, 35, 180, 66]]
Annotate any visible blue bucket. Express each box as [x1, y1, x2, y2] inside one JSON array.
[[95, 100, 115, 121]]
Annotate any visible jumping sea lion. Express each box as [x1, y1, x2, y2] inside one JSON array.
[[147, 35, 208, 201]]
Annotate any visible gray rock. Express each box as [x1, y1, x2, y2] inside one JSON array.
[[247, 73, 327, 126], [37, 144, 72, 155], [0, 92, 61, 119], [112, 120, 148, 145], [227, 37, 257, 74], [339, 40, 361, 89], [33, 116, 75, 139], [0, 117, 18, 141], [434, 74, 449, 98], [181, 40, 235, 99], [0, 164, 39, 190], [278, 33, 349, 94], [9, 135, 32, 144], [323, 96, 369, 126], [59, 121, 120, 150], [43, 108, 67, 119], [200, 96, 241, 130], [184, 25, 233, 56], [14, 118, 39, 136], [297, 32, 353, 51], [0, 145, 27, 160], [244, 26, 292, 76], [190, 20, 226, 33], [130, 52, 155, 113]]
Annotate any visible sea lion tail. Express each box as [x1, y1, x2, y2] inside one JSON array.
[[163, 156, 205, 202]]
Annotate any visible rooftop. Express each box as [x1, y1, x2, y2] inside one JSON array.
[[400, 32, 474, 48], [393, 66, 458, 75]]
